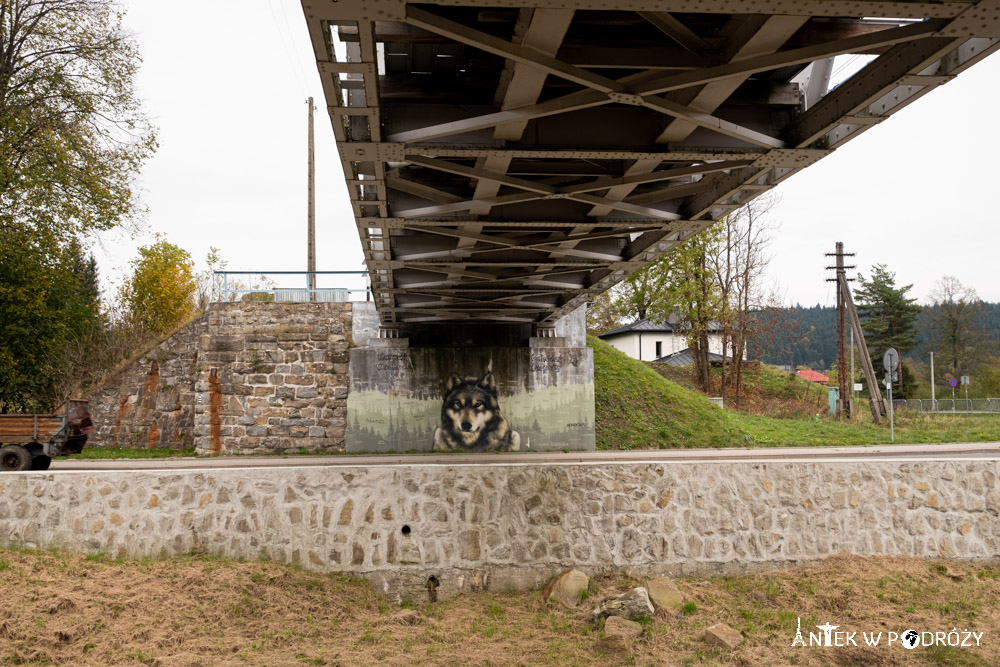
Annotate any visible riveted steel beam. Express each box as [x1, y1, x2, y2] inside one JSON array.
[[300, 0, 1000, 325]]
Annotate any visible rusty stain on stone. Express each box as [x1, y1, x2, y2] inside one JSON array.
[[209, 367, 222, 454], [114, 395, 130, 445], [148, 420, 160, 449], [141, 360, 159, 422]]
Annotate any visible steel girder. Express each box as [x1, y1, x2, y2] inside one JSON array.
[[300, 0, 1000, 326]]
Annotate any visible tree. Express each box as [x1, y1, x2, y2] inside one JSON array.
[[119, 239, 196, 335], [0, 1, 155, 408], [853, 264, 921, 397], [647, 225, 725, 392], [707, 193, 779, 405], [196, 246, 227, 310], [926, 276, 986, 383], [0, 232, 103, 410], [615, 259, 671, 323], [1, 0, 157, 239], [585, 289, 624, 333]]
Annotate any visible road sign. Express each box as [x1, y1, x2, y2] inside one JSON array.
[[948, 377, 959, 388], [961, 375, 970, 385], [883, 348, 899, 372]]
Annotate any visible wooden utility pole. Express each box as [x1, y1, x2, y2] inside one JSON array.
[[827, 241, 885, 423], [840, 274, 886, 422], [307, 96, 316, 302], [827, 242, 853, 417]]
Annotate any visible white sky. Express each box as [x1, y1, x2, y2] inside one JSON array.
[[104, 1, 1000, 307]]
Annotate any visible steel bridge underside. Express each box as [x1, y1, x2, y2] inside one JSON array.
[[299, 0, 1000, 329]]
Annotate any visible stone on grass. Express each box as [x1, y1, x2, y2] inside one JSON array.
[[644, 577, 683, 609], [543, 569, 590, 608], [592, 587, 654, 621], [599, 616, 643, 653], [704, 623, 743, 649]]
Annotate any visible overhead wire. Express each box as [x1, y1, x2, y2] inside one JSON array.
[[263, 0, 310, 97], [275, 0, 316, 91]]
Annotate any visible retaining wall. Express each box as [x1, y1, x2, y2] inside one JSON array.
[[1, 460, 997, 602], [85, 302, 353, 455], [87, 316, 208, 450]]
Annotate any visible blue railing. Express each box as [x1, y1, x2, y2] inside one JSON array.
[[212, 270, 370, 303]]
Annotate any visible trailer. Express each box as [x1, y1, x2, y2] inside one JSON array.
[[0, 399, 93, 471]]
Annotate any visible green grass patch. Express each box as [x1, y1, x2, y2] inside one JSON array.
[[57, 447, 196, 460], [589, 335, 1000, 449], [590, 334, 741, 449]]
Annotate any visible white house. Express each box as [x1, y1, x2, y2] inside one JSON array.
[[597, 315, 732, 362]]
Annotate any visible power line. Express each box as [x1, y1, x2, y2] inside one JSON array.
[[263, 0, 309, 97], [275, 0, 315, 90]]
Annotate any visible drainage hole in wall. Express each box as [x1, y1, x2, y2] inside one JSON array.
[[401, 525, 411, 536]]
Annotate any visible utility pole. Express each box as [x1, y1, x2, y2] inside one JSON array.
[[840, 270, 887, 423], [850, 326, 855, 404], [929, 352, 935, 407], [307, 96, 316, 302], [826, 242, 854, 418], [827, 242, 885, 423]]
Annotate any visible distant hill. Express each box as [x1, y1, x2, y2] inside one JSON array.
[[751, 302, 1000, 370], [749, 304, 838, 370]]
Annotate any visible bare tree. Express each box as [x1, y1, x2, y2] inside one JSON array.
[[707, 194, 779, 405], [926, 276, 985, 382]]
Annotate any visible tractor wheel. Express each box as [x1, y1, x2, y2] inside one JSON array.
[[0, 445, 32, 472]]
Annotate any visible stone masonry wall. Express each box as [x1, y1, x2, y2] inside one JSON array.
[[86, 302, 352, 454], [192, 302, 352, 454], [87, 315, 208, 449], [1, 461, 997, 603]]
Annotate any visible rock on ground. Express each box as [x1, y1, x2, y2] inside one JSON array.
[[543, 569, 590, 608], [592, 587, 654, 621], [644, 577, 683, 609], [704, 623, 743, 649], [599, 615, 643, 653]]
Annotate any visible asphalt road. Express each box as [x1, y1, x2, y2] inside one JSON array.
[[40, 442, 1000, 472]]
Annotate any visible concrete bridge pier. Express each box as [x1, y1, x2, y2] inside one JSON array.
[[346, 304, 595, 453]]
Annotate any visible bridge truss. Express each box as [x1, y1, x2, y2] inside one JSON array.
[[299, 0, 1000, 327]]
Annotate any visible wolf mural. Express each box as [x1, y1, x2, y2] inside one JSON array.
[[432, 363, 521, 452]]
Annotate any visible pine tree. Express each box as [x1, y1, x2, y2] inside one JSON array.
[[854, 264, 922, 373]]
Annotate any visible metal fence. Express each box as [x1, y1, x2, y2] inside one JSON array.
[[891, 398, 1000, 414], [212, 271, 370, 303]]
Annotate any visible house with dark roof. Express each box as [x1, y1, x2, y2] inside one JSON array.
[[598, 314, 734, 362], [653, 348, 727, 366]]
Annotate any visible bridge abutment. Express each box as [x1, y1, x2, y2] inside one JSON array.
[[346, 303, 595, 452], [86, 301, 596, 455]]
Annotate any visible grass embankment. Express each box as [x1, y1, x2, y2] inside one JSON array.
[[590, 335, 1000, 450], [58, 447, 195, 461], [0, 548, 996, 666], [590, 334, 741, 449]]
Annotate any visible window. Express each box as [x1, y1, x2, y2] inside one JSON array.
[[655, 341, 662, 358]]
